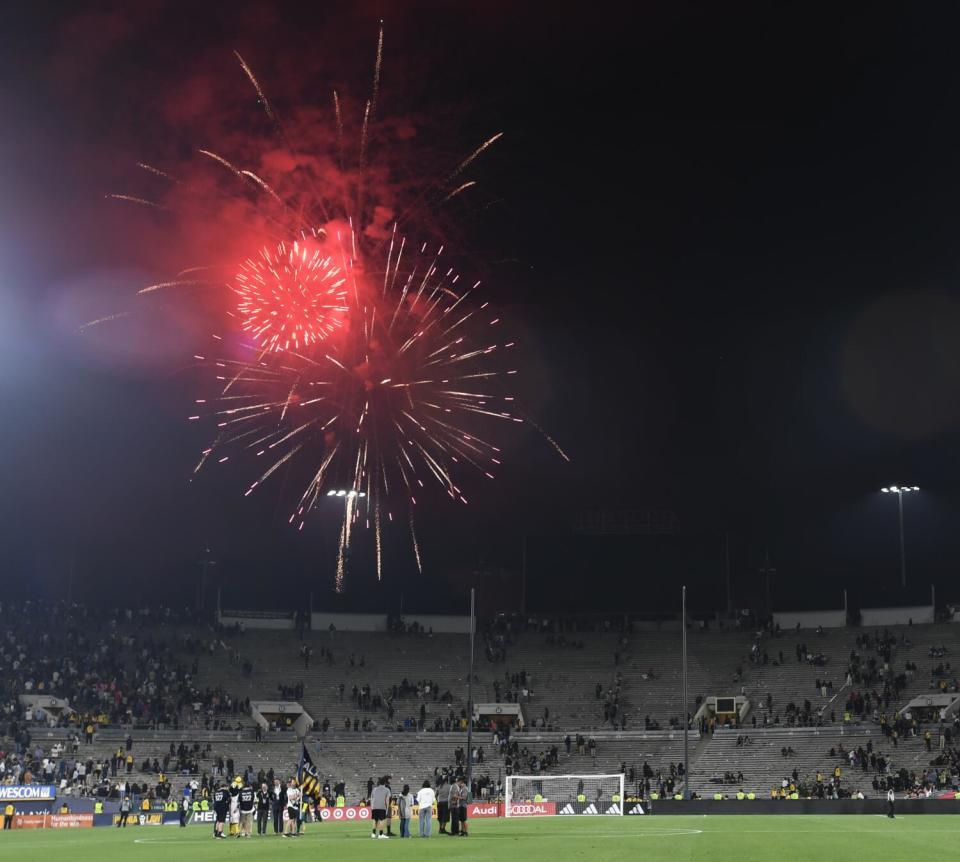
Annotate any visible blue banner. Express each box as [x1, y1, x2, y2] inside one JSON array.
[[0, 785, 57, 802]]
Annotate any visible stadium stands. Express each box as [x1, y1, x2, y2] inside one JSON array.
[[3, 601, 959, 806]]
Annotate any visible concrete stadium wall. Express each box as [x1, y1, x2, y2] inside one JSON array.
[[860, 605, 934, 626], [772, 609, 846, 630], [403, 614, 472, 633], [219, 613, 294, 630], [311, 613, 388, 632], [653, 798, 960, 815]]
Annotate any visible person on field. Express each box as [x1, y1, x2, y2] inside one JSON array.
[[398, 784, 414, 837], [417, 780, 436, 837], [454, 776, 469, 837], [117, 795, 131, 828], [229, 777, 241, 836], [370, 777, 391, 839], [271, 777, 284, 833], [213, 782, 229, 839], [436, 777, 450, 833], [447, 778, 461, 835], [886, 787, 895, 818], [383, 776, 395, 837], [238, 778, 255, 837], [256, 782, 271, 835], [284, 780, 301, 837]]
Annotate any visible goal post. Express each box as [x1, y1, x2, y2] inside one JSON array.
[[505, 773, 625, 816]]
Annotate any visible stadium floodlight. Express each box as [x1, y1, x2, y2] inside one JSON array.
[[505, 773, 625, 817], [880, 485, 919, 589], [326, 489, 366, 498]]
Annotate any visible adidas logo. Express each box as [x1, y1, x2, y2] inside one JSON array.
[[559, 804, 575, 815], [605, 804, 621, 815], [627, 804, 645, 815], [582, 803, 598, 815]]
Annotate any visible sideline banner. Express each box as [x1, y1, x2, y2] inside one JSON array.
[[11, 814, 92, 829], [12, 815, 47, 830], [189, 810, 217, 825], [383, 801, 503, 819], [556, 800, 623, 815], [48, 814, 94, 828], [507, 801, 556, 817], [104, 812, 165, 827], [319, 805, 371, 821], [1, 785, 57, 802]]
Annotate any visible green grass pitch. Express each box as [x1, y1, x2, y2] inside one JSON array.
[[3, 815, 958, 862]]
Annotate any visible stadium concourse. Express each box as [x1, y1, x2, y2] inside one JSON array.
[[2, 600, 960, 823]]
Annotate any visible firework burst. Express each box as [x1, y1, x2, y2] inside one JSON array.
[[232, 237, 349, 353], [194, 222, 518, 587], [105, 24, 558, 588]]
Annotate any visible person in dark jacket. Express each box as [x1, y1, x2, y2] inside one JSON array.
[[213, 783, 229, 839], [256, 783, 271, 835], [271, 778, 285, 833]]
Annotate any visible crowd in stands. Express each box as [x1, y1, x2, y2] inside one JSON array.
[[0, 600, 255, 735], [5, 601, 960, 804]]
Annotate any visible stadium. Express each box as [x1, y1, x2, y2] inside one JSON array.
[[3, 601, 960, 860], [6, 3, 960, 861]]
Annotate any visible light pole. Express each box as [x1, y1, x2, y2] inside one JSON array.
[[880, 486, 918, 589], [681, 585, 689, 801], [466, 588, 475, 796]]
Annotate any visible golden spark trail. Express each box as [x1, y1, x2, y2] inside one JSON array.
[[137, 280, 206, 295], [442, 181, 476, 203], [446, 133, 503, 184], [137, 163, 179, 182], [77, 312, 130, 332], [105, 194, 166, 210]]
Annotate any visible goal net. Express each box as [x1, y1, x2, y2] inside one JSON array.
[[505, 773, 625, 816]]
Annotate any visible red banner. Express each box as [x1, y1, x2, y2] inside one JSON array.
[[466, 802, 501, 818], [318, 805, 371, 821], [13, 815, 47, 829], [507, 801, 556, 817], [48, 814, 94, 829], [316, 802, 519, 821]]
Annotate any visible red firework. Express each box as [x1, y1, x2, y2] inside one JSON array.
[[101, 24, 566, 588], [232, 238, 348, 353]]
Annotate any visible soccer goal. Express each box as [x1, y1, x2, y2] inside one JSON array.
[[505, 773, 625, 816]]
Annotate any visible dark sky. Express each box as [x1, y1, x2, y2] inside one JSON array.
[[3, 2, 960, 613]]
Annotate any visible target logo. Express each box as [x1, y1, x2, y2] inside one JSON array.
[[320, 806, 370, 822]]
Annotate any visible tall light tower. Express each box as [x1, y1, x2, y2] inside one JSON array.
[[880, 486, 919, 589]]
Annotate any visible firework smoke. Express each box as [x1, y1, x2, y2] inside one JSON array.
[[106, 25, 554, 589]]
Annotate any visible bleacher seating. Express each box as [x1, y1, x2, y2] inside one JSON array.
[[3, 605, 960, 804]]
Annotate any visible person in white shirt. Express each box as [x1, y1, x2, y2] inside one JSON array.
[[284, 782, 301, 836], [886, 788, 895, 818], [416, 780, 436, 837]]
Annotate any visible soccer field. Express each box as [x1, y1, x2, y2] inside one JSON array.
[[3, 815, 958, 862]]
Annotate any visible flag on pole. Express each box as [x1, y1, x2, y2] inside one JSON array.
[[297, 744, 321, 799]]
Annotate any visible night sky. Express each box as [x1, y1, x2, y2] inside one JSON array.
[[3, 2, 960, 614]]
